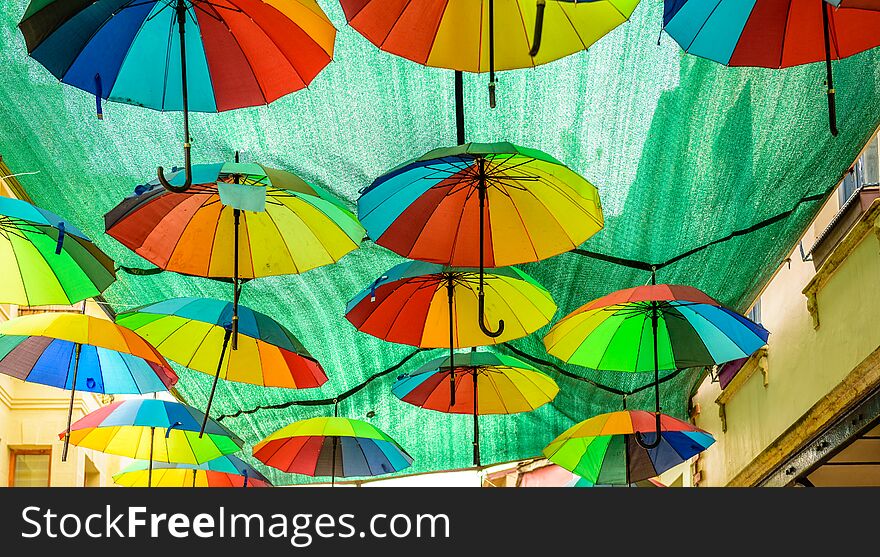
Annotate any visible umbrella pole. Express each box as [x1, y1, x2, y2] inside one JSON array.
[[447, 278, 456, 407], [192, 469, 197, 488], [822, 1, 839, 136], [473, 367, 480, 467], [529, 0, 547, 56], [232, 209, 241, 351], [200, 328, 232, 437], [476, 159, 504, 338], [636, 268, 662, 450], [455, 71, 466, 145], [157, 0, 193, 192], [488, 0, 496, 108], [148, 426, 155, 489], [62, 344, 82, 463], [331, 400, 338, 488]]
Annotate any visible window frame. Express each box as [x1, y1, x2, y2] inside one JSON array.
[[8, 447, 52, 487]]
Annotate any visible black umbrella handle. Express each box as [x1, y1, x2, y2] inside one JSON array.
[[529, 0, 547, 57], [822, 1, 839, 137], [158, 0, 193, 192], [634, 412, 662, 450]]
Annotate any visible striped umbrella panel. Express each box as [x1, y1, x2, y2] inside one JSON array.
[[358, 142, 603, 267], [0, 335, 175, 394], [345, 261, 557, 348], [104, 164, 364, 278], [19, 0, 335, 112], [117, 298, 327, 388], [0, 197, 115, 306], [663, 0, 880, 67], [115, 455, 271, 487], [254, 435, 412, 478], [341, 0, 640, 72]]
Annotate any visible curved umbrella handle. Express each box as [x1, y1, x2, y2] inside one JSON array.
[[478, 292, 504, 337], [165, 421, 183, 438], [529, 0, 547, 57], [634, 413, 662, 450], [157, 144, 192, 193]]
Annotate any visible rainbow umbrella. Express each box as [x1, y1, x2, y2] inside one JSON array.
[[0, 196, 115, 306], [19, 0, 335, 189], [359, 142, 598, 337], [63, 398, 242, 486], [392, 351, 558, 466], [105, 160, 364, 348], [113, 455, 272, 488], [0, 313, 178, 461], [341, 0, 639, 106], [543, 410, 714, 484], [253, 416, 413, 486], [346, 261, 556, 405], [116, 297, 328, 434], [663, 0, 880, 135], [544, 276, 767, 446]]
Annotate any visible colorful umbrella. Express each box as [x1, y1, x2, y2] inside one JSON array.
[[341, 0, 639, 105], [544, 274, 767, 446], [0, 196, 115, 306], [392, 350, 558, 466], [113, 455, 272, 488], [105, 160, 364, 348], [19, 0, 335, 190], [543, 410, 714, 484], [62, 398, 242, 486], [253, 416, 413, 486], [346, 261, 556, 405], [116, 297, 327, 434], [662, 0, 880, 135], [0, 313, 178, 461], [359, 142, 599, 337]]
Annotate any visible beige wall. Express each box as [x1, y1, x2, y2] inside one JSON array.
[[693, 190, 880, 485]]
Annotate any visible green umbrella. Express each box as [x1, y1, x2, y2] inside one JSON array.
[[0, 196, 114, 306]]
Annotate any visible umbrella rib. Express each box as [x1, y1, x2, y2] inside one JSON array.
[[682, 0, 725, 54]]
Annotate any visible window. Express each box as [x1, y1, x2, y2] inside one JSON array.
[[8, 448, 51, 487], [839, 159, 863, 207], [747, 298, 762, 325]]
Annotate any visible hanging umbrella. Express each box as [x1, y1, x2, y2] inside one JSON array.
[[253, 416, 413, 486], [358, 142, 599, 337], [19, 0, 335, 190], [0, 196, 115, 306], [105, 160, 364, 349], [662, 0, 880, 135], [543, 410, 714, 484], [340, 0, 639, 106], [0, 313, 178, 461], [62, 398, 242, 487], [346, 260, 556, 405], [113, 455, 272, 488], [392, 351, 558, 467], [544, 274, 768, 447], [116, 297, 328, 434]]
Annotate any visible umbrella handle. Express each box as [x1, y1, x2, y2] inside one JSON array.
[[822, 1, 839, 137], [165, 421, 183, 438], [529, 0, 546, 57], [242, 469, 249, 488], [634, 413, 662, 450], [158, 0, 194, 193], [478, 292, 504, 337]]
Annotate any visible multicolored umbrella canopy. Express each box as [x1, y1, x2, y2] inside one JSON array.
[[543, 410, 714, 484], [0, 196, 115, 306], [19, 0, 336, 189], [358, 142, 603, 268], [544, 279, 767, 447], [113, 455, 272, 488], [105, 161, 364, 353], [662, 0, 880, 134], [393, 350, 558, 466], [827, 0, 880, 8], [341, 0, 639, 104], [116, 297, 328, 433], [105, 163, 364, 279], [0, 312, 178, 460], [543, 283, 769, 372], [253, 416, 413, 485], [63, 399, 242, 468], [346, 261, 556, 349]]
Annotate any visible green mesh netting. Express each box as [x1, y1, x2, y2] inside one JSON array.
[[2, 1, 879, 485]]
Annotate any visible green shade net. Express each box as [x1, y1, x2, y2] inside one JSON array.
[[1, 1, 877, 484]]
